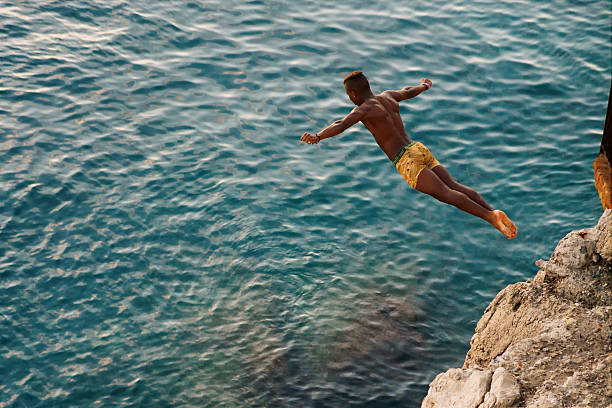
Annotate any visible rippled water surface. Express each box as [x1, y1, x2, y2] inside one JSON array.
[[1, 1, 610, 406]]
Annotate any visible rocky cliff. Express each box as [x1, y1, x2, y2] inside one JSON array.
[[421, 211, 612, 408]]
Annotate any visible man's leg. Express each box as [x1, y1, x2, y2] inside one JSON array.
[[414, 167, 492, 221], [431, 165, 493, 211], [414, 168, 517, 239]]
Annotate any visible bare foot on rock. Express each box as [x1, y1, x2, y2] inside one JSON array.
[[490, 210, 517, 239]]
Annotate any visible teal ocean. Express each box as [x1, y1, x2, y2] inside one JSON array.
[[1, 1, 610, 406]]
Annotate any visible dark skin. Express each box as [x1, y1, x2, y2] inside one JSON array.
[[300, 78, 517, 239]]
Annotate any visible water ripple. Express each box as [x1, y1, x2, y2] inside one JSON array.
[[0, 0, 609, 407]]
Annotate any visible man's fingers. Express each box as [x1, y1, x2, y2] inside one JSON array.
[[301, 133, 316, 144]]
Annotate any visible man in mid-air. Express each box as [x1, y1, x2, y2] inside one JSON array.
[[300, 71, 517, 239]]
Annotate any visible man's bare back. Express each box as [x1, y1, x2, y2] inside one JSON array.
[[357, 93, 415, 161], [300, 71, 517, 239]]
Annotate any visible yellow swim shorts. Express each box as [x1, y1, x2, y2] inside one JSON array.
[[393, 141, 440, 189]]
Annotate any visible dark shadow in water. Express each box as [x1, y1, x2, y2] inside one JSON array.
[[242, 291, 431, 407]]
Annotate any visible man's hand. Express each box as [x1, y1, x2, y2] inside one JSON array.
[[421, 78, 432, 89], [301, 132, 319, 144]]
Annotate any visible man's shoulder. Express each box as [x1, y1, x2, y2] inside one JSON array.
[[353, 101, 377, 118], [378, 90, 396, 99], [362, 96, 387, 110], [370, 94, 397, 113]]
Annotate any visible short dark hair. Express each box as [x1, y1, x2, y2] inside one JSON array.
[[343, 71, 371, 94]]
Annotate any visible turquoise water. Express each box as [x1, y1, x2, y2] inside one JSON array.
[[1, 1, 610, 406]]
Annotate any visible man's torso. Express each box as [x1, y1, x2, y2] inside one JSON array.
[[360, 93, 412, 161]]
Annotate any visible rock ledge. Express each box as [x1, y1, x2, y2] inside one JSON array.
[[422, 211, 612, 408]]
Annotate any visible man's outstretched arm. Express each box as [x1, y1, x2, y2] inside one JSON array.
[[300, 107, 365, 144], [382, 78, 432, 102]]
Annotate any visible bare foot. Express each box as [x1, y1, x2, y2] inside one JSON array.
[[490, 210, 517, 239]]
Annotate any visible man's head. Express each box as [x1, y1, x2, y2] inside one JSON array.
[[344, 71, 372, 105]]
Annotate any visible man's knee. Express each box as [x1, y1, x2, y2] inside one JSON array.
[[460, 184, 477, 197], [432, 185, 457, 203], [450, 181, 476, 197]]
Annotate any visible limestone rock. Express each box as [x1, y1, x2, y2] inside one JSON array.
[[595, 209, 612, 262], [421, 367, 492, 408], [422, 211, 612, 408], [479, 367, 520, 408]]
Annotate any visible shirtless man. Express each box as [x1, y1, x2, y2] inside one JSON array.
[[300, 71, 517, 239]]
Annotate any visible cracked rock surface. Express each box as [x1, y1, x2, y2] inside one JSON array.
[[422, 211, 612, 408]]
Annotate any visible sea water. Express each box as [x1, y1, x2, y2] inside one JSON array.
[[0, 1, 610, 406]]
